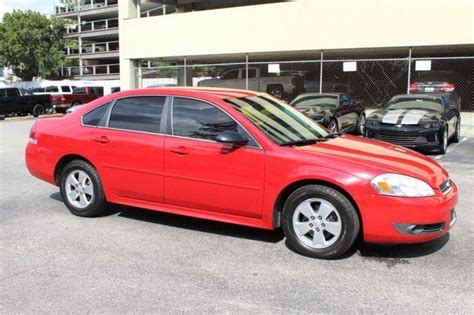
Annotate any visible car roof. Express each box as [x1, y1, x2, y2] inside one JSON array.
[[112, 87, 264, 100], [295, 93, 343, 98]]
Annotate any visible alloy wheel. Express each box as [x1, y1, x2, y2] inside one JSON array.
[[292, 198, 342, 249], [359, 115, 366, 135], [65, 170, 94, 209]]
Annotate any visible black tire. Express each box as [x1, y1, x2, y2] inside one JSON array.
[[32, 104, 45, 117], [282, 185, 360, 259], [328, 119, 339, 133], [59, 160, 106, 217], [438, 127, 448, 154], [452, 119, 461, 143]]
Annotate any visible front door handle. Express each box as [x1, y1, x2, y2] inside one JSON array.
[[92, 135, 110, 144], [170, 146, 190, 155]]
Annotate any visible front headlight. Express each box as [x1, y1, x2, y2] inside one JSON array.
[[371, 173, 435, 197], [421, 121, 440, 128]]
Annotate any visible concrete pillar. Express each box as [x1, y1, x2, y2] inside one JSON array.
[[119, 0, 139, 90]]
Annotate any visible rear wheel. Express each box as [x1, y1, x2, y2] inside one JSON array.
[[32, 104, 44, 117], [282, 185, 360, 259], [59, 160, 106, 217]]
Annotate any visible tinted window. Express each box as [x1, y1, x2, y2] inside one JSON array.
[[222, 70, 239, 80], [73, 87, 86, 94], [385, 97, 444, 112], [5, 89, 19, 97], [45, 86, 59, 92], [92, 87, 104, 95], [173, 98, 240, 141], [242, 68, 257, 79], [82, 102, 111, 127], [109, 97, 165, 133], [340, 94, 351, 106], [292, 95, 338, 108], [61, 86, 71, 93]]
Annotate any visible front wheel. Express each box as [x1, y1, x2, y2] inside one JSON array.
[[452, 119, 461, 143], [357, 113, 366, 135], [328, 119, 339, 133], [438, 128, 448, 154], [59, 160, 107, 217], [32, 104, 45, 117], [282, 185, 360, 259]]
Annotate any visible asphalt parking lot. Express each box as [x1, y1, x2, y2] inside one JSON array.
[[1, 118, 473, 313]]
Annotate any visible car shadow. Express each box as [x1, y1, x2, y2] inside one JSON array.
[[49, 192, 449, 255], [49, 192, 283, 244], [117, 205, 285, 244]]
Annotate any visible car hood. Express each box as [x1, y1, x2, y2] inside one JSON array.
[[293, 135, 448, 187], [368, 109, 442, 125]]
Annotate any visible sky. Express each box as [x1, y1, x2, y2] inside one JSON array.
[[0, 0, 54, 19]]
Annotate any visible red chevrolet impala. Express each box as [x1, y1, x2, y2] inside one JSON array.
[[25, 88, 458, 258]]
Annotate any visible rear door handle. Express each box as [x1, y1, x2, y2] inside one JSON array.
[[92, 135, 110, 144], [170, 146, 190, 155]]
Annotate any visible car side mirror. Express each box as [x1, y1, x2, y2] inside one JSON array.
[[216, 131, 249, 146]]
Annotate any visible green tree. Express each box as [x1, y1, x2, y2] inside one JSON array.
[[0, 10, 66, 80]]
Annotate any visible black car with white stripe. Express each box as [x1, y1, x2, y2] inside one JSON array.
[[365, 94, 460, 154]]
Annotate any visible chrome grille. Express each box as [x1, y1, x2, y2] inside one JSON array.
[[373, 133, 428, 145], [439, 180, 452, 195]]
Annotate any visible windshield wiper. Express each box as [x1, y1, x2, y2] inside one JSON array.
[[280, 139, 324, 147]]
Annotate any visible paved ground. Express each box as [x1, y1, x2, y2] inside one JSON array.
[[1, 118, 473, 313]]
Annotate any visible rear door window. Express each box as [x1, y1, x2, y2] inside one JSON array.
[[5, 89, 19, 97], [61, 86, 71, 93], [108, 97, 166, 133]]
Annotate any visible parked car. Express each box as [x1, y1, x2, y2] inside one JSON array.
[[31, 85, 76, 95], [25, 88, 458, 259], [0, 87, 51, 117], [291, 93, 366, 134], [365, 94, 460, 154], [410, 71, 459, 94], [51, 86, 104, 113], [198, 67, 304, 99]]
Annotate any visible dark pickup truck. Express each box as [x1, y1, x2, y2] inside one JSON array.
[[51, 86, 104, 113], [0, 88, 51, 117]]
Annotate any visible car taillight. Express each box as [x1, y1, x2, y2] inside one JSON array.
[[441, 82, 455, 92], [409, 83, 419, 91], [29, 122, 37, 144], [49, 94, 66, 103]]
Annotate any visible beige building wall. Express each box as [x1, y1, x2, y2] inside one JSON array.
[[119, 0, 474, 89]]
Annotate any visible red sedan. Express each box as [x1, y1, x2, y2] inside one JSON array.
[[25, 88, 458, 259]]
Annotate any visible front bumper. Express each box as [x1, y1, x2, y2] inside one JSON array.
[[365, 124, 442, 150], [358, 181, 458, 244]]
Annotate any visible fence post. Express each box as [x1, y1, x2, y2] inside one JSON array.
[[407, 48, 412, 94], [184, 56, 187, 86], [319, 50, 324, 93], [245, 53, 249, 90]]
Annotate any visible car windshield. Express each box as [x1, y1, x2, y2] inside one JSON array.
[[225, 95, 329, 146], [384, 98, 444, 112], [292, 95, 338, 108]]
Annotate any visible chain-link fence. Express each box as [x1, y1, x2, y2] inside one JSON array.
[[137, 55, 474, 111]]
